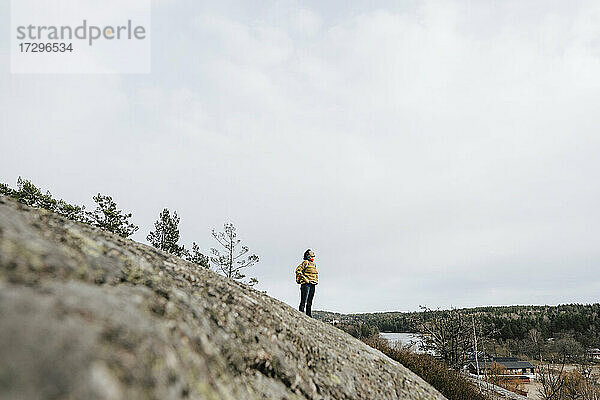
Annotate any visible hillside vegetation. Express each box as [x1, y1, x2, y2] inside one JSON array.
[[315, 304, 600, 360]]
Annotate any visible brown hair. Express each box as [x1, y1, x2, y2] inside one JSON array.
[[303, 249, 312, 260]]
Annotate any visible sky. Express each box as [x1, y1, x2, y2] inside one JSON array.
[[1, 0, 599, 313]]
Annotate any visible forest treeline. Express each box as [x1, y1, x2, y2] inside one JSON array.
[[315, 303, 600, 350]]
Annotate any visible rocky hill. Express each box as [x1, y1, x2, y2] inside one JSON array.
[[0, 196, 446, 400]]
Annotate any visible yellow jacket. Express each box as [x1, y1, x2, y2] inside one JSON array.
[[296, 260, 318, 284]]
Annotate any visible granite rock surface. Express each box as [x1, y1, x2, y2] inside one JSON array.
[[0, 196, 446, 400]]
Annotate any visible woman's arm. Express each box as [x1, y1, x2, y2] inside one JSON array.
[[295, 261, 309, 284]]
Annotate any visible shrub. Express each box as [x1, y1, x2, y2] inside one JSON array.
[[87, 193, 139, 238], [1, 177, 137, 237], [362, 336, 489, 400]]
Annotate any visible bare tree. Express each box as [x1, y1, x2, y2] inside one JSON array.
[[538, 359, 600, 400], [210, 222, 259, 286], [416, 307, 475, 368], [573, 365, 600, 400], [529, 328, 544, 362], [537, 359, 566, 400], [563, 369, 586, 400]]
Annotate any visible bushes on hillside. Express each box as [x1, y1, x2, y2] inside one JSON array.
[[1, 177, 88, 222], [362, 336, 489, 400], [1, 177, 138, 238]]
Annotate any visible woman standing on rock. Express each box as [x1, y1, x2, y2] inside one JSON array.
[[296, 249, 318, 317]]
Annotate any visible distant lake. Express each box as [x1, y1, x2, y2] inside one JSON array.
[[379, 332, 426, 353]]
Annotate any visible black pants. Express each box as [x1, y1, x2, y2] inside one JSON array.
[[299, 283, 316, 317]]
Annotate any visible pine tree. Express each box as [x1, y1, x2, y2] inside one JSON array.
[[210, 222, 259, 286], [185, 242, 210, 269], [56, 199, 88, 223], [147, 209, 186, 256], [87, 194, 138, 238], [0, 182, 17, 198], [15, 176, 58, 210]]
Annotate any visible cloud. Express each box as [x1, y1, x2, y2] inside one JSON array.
[[2, 0, 600, 312]]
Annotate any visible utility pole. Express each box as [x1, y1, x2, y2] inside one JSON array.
[[472, 315, 481, 392]]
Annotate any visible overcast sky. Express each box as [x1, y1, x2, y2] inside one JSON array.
[[1, 0, 599, 313]]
